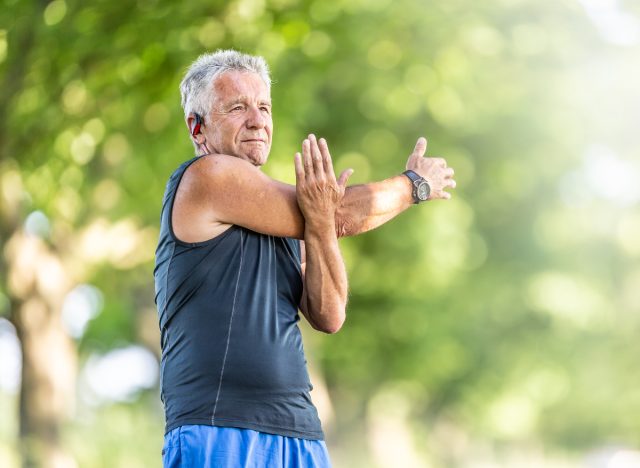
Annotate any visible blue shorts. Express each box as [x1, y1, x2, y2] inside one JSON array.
[[162, 425, 332, 468]]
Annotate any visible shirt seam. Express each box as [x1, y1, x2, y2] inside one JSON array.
[[271, 236, 279, 327], [161, 243, 176, 319], [211, 229, 244, 422]]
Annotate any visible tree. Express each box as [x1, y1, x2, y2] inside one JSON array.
[[1, 0, 640, 466]]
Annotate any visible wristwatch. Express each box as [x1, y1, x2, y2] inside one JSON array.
[[402, 170, 430, 204]]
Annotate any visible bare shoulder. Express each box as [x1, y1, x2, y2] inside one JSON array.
[[184, 154, 261, 195], [184, 154, 277, 213], [175, 153, 305, 241], [188, 153, 260, 180], [172, 154, 242, 243]]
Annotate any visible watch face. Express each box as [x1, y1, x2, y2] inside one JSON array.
[[417, 182, 430, 200]]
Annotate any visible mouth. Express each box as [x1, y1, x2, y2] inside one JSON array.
[[242, 139, 265, 143]]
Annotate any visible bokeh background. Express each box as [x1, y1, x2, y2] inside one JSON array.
[[1, 0, 640, 466]]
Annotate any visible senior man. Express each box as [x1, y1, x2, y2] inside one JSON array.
[[154, 49, 456, 467]]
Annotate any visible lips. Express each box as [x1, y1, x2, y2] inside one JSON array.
[[242, 139, 265, 143]]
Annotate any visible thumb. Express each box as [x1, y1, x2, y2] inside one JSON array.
[[406, 137, 427, 170], [337, 168, 354, 188], [412, 137, 427, 158]]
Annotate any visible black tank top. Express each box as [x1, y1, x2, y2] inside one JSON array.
[[154, 156, 323, 440]]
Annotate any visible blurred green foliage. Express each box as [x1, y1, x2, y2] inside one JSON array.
[[1, 0, 640, 466]]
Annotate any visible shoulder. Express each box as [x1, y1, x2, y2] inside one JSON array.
[[187, 154, 270, 195], [189, 153, 260, 179], [172, 155, 244, 242], [173, 153, 304, 239], [180, 154, 259, 196]]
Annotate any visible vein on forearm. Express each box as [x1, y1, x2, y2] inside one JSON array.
[[303, 222, 347, 332], [336, 175, 413, 237]]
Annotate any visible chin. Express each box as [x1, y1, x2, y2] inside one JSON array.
[[247, 151, 268, 167]]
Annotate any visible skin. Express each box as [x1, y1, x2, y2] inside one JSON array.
[[174, 69, 456, 333], [294, 136, 353, 333], [199, 70, 273, 167]]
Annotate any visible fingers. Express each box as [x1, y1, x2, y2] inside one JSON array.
[[403, 136, 457, 200], [294, 152, 304, 183], [299, 133, 349, 187], [318, 137, 336, 180], [337, 168, 354, 188], [302, 138, 313, 174], [308, 134, 325, 177], [437, 176, 456, 200]]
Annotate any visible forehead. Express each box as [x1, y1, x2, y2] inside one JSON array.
[[211, 70, 270, 104]]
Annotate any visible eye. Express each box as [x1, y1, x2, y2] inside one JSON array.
[[230, 105, 244, 112], [260, 106, 271, 114]]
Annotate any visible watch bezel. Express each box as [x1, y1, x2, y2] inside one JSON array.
[[403, 170, 431, 204], [416, 181, 430, 201]]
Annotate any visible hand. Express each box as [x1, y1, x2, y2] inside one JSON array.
[[294, 134, 353, 228], [405, 137, 456, 200]]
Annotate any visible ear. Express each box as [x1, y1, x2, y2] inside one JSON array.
[[186, 113, 206, 146]]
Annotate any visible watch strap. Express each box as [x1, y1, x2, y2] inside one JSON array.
[[402, 170, 428, 204]]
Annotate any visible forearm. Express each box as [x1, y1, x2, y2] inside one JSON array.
[[336, 174, 413, 237], [302, 220, 348, 334]]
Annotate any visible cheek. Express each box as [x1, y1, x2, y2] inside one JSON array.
[[207, 122, 226, 142], [217, 124, 237, 147]]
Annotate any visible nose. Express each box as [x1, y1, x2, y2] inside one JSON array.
[[246, 106, 266, 129]]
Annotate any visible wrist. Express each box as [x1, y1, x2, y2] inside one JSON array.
[[304, 217, 337, 236], [402, 170, 430, 203], [392, 174, 418, 207]]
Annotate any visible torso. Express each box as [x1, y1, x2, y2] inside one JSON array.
[[154, 157, 322, 439]]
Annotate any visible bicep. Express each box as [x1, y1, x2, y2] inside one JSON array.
[[192, 154, 305, 239]]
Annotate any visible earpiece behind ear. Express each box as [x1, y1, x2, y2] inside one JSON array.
[[192, 113, 203, 137]]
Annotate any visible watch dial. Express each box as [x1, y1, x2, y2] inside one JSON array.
[[418, 183, 429, 200]]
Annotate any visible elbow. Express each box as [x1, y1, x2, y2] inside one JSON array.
[[318, 320, 344, 334], [315, 308, 346, 334], [334, 212, 353, 238]]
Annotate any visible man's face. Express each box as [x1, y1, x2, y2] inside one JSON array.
[[204, 70, 273, 167]]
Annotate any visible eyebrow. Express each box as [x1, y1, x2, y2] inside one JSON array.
[[225, 97, 271, 107]]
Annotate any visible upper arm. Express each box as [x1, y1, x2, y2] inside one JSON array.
[[186, 154, 305, 239]]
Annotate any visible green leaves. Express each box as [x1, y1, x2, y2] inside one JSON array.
[[1, 0, 640, 465]]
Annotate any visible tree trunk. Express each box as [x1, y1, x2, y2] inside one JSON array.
[[6, 232, 77, 468]]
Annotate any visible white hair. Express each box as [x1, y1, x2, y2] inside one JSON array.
[[179, 49, 271, 120]]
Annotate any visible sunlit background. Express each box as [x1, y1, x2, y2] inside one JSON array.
[[1, 0, 640, 466]]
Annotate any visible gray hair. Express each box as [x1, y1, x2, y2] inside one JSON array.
[[179, 49, 271, 119]]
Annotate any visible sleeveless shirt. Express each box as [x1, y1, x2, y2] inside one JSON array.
[[153, 156, 324, 440]]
